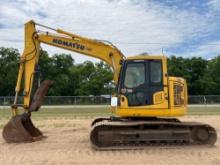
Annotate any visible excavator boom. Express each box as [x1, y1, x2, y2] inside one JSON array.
[[15, 20, 124, 112], [3, 20, 124, 142]]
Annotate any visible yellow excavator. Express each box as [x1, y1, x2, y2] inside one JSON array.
[[3, 20, 217, 149]]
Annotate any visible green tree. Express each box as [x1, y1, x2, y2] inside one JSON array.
[[75, 61, 96, 95], [2, 46, 219, 96], [75, 61, 113, 95], [168, 56, 208, 95], [39, 53, 76, 95], [0, 47, 19, 96], [203, 56, 220, 94]]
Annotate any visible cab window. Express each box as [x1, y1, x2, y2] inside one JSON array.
[[149, 61, 162, 84], [124, 63, 145, 88]]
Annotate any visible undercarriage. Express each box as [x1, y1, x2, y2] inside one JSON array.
[[90, 117, 217, 150]]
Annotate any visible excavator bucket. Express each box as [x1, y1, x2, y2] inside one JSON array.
[[2, 80, 53, 143], [2, 113, 42, 142]]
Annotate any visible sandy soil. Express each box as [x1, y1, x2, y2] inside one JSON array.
[[0, 116, 220, 165]]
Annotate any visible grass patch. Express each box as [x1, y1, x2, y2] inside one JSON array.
[[0, 107, 111, 120], [0, 106, 220, 120], [187, 107, 220, 115]]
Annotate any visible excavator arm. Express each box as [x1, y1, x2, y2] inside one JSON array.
[[3, 20, 125, 142], [15, 20, 124, 113]]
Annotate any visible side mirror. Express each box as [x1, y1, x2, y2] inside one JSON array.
[[111, 97, 118, 107]]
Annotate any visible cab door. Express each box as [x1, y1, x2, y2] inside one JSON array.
[[120, 59, 167, 107]]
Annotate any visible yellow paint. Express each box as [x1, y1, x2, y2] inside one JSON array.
[[153, 91, 165, 104], [12, 20, 187, 118]]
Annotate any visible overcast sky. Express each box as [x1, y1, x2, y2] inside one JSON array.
[[0, 0, 220, 63]]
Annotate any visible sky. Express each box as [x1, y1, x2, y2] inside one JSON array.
[[0, 0, 220, 63]]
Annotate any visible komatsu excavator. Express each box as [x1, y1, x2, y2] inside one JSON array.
[[2, 20, 217, 149]]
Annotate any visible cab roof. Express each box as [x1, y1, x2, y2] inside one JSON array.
[[126, 55, 167, 60]]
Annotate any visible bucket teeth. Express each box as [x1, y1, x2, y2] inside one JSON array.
[[2, 113, 43, 143]]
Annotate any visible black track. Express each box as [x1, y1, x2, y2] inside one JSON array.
[[90, 117, 217, 150]]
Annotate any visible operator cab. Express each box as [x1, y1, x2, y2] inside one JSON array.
[[119, 56, 167, 106]]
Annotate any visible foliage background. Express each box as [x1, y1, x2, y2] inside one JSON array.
[[0, 47, 220, 96]]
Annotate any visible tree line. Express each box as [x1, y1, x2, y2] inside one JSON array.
[[0, 47, 220, 96]]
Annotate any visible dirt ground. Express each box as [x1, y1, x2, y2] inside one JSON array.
[[0, 116, 220, 165]]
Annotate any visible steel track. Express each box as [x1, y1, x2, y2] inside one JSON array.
[[90, 118, 217, 150]]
